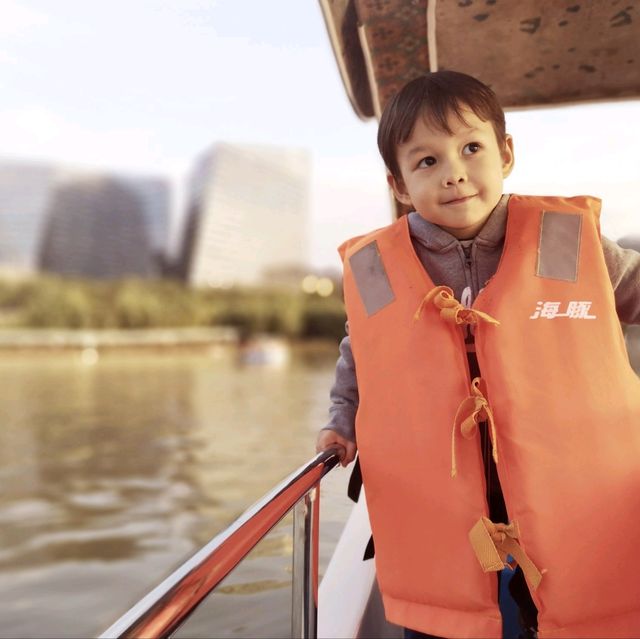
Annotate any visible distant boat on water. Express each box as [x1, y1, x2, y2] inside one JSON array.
[[238, 335, 290, 367]]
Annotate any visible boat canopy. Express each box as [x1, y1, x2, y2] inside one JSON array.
[[319, 0, 640, 119]]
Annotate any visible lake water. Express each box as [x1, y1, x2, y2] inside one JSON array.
[[0, 344, 353, 638]]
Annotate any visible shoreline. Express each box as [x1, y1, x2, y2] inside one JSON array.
[[0, 328, 340, 356], [0, 327, 239, 352]]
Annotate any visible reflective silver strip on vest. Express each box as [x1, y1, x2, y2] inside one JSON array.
[[349, 241, 395, 316], [536, 211, 582, 282]]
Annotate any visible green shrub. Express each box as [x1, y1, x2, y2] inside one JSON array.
[[301, 297, 346, 340], [0, 275, 346, 337], [22, 279, 94, 328]]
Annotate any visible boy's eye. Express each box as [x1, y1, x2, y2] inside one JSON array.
[[417, 156, 436, 168], [463, 142, 480, 155]]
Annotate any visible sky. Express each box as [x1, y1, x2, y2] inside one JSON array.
[[0, 0, 639, 269]]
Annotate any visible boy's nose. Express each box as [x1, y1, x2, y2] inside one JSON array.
[[442, 170, 467, 187], [442, 162, 467, 187]]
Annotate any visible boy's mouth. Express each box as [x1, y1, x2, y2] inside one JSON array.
[[441, 194, 477, 205]]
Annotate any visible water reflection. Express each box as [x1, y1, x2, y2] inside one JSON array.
[[0, 345, 346, 638]]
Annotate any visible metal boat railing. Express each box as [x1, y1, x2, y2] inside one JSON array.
[[99, 448, 342, 639]]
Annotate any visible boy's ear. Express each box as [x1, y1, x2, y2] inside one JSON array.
[[387, 172, 413, 206], [501, 134, 515, 178]]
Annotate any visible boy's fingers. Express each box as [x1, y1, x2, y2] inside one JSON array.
[[315, 434, 331, 452], [333, 444, 346, 460], [316, 438, 346, 458], [341, 443, 357, 467], [315, 434, 357, 466]]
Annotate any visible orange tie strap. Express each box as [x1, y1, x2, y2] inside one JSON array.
[[468, 517, 544, 591], [414, 286, 500, 326], [451, 378, 498, 478]]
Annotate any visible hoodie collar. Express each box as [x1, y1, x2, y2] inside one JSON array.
[[408, 194, 510, 253]]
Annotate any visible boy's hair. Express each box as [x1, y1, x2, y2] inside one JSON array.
[[377, 70, 507, 179]]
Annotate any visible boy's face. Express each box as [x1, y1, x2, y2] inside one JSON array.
[[388, 106, 514, 239]]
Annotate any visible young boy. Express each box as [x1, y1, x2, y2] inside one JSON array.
[[316, 71, 640, 639]]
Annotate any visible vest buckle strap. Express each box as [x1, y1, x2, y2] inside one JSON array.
[[451, 378, 498, 478], [414, 286, 500, 326], [469, 516, 544, 591]]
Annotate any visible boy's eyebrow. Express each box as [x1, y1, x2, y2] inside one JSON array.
[[405, 144, 432, 157]]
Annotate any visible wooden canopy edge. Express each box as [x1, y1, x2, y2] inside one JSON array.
[[319, 0, 375, 120]]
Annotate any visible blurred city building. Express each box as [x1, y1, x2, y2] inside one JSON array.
[[0, 160, 170, 279], [0, 162, 56, 278], [178, 143, 310, 288], [39, 177, 156, 279]]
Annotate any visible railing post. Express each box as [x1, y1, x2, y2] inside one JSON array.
[[291, 486, 319, 638]]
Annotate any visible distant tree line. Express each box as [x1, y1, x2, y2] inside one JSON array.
[[0, 276, 346, 340]]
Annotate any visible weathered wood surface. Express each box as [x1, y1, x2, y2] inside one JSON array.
[[320, 0, 640, 117]]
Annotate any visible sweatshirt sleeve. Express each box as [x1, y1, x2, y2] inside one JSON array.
[[321, 324, 359, 443], [602, 237, 640, 325]]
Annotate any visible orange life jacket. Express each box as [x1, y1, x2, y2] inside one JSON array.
[[340, 195, 640, 638]]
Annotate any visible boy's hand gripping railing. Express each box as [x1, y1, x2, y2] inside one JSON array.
[[99, 449, 342, 639]]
